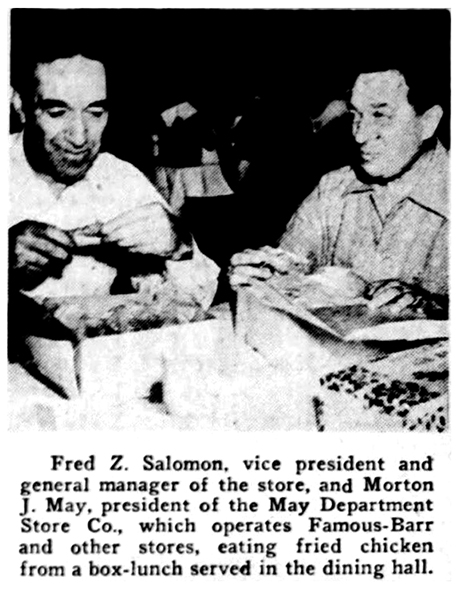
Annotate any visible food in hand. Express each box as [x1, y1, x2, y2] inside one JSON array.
[[310, 266, 367, 298], [71, 222, 104, 248], [268, 265, 367, 308]]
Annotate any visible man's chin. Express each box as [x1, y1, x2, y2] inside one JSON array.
[[359, 161, 393, 181], [52, 160, 94, 185]]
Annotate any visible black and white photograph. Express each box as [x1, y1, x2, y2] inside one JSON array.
[[8, 7, 450, 432], [3, 5, 457, 588]]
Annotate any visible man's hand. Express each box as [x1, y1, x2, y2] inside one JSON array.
[[229, 246, 313, 289], [9, 220, 74, 291], [102, 203, 186, 258], [365, 279, 447, 318]]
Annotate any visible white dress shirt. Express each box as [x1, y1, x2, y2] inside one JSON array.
[[10, 133, 219, 308]]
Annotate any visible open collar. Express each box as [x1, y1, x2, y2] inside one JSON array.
[[11, 131, 98, 198], [341, 142, 449, 219]]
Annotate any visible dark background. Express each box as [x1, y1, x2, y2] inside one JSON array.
[[10, 8, 450, 159]]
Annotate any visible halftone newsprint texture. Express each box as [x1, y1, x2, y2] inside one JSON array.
[[7, 8, 450, 432]]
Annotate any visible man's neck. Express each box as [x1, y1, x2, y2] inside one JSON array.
[[22, 132, 80, 197], [40, 173, 68, 198], [354, 138, 437, 188], [361, 140, 440, 220]]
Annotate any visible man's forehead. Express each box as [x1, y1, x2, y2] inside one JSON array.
[[351, 70, 409, 107], [35, 55, 106, 99]]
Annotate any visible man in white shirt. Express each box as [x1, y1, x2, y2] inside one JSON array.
[[9, 52, 218, 307]]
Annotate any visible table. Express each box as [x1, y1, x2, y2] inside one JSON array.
[[8, 316, 317, 432], [235, 289, 448, 432]]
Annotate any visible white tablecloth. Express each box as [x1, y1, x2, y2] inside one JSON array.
[[8, 318, 317, 432]]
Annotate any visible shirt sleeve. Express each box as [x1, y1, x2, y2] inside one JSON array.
[[166, 245, 220, 310], [108, 157, 219, 309], [278, 168, 351, 268], [423, 220, 449, 296], [278, 182, 330, 268], [98, 154, 170, 215]]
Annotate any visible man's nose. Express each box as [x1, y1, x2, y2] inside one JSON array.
[[66, 114, 87, 146], [353, 115, 377, 145]]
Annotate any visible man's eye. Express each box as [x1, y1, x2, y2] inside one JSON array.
[[373, 111, 391, 120], [46, 109, 67, 119], [87, 109, 107, 119]]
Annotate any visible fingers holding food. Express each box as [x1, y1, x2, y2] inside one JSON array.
[[365, 279, 427, 316], [312, 266, 367, 299], [9, 220, 74, 290], [229, 247, 314, 289], [102, 203, 176, 257], [229, 264, 273, 289], [71, 222, 104, 248]]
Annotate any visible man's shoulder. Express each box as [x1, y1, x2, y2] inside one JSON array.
[[92, 151, 149, 182], [90, 151, 166, 206], [10, 132, 26, 166], [315, 165, 357, 200], [10, 132, 36, 191], [432, 142, 449, 175], [319, 165, 356, 188], [10, 131, 22, 149]]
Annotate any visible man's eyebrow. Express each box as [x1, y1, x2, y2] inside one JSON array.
[[86, 100, 108, 109], [35, 99, 108, 109], [36, 99, 69, 109], [370, 102, 392, 109]]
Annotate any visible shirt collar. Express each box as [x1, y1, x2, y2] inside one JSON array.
[[12, 131, 97, 197], [342, 142, 449, 219]]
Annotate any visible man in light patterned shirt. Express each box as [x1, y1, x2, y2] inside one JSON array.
[[230, 65, 448, 318]]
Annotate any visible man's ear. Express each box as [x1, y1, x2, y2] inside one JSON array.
[[420, 105, 443, 141], [11, 89, 26, 125]]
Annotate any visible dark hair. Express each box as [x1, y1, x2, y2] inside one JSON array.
[[403, 67, 448, 116], [10, 12, 108, 103], [349, 61, 448, 116], [346, 50, 450, 146]]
